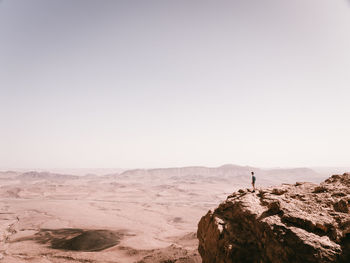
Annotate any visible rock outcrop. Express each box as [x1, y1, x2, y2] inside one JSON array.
[[197, 173, 350, 263]]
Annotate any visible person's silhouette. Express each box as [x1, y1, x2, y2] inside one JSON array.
[[251, 171, 256, 192]]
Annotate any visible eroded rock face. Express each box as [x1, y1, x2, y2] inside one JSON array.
[[197, 173, 350, 263]]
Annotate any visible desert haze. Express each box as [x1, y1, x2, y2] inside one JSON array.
[[0, 165, 328, 262]]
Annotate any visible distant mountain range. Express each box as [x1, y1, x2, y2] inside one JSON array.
[[115, 164, 326, 185], [0, 164, 335, 185], [17, 171, 79, 180]]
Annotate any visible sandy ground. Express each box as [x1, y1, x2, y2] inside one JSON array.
[[0, 168, 328, 263], [0, 172, 239, 263]]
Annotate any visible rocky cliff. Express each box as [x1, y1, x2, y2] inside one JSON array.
[[197, 173, 350, 263]]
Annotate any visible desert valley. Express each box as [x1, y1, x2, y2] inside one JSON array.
[[0, 165, 330, 262]]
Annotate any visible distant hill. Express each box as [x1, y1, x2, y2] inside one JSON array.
[[2, 164, 328, 185], [117, 164, 325, 185], [119, 164, 253, 178], [17, 171, 79, 181], [0, 171, 20, 179]]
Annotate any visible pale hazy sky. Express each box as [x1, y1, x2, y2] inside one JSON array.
[[1, 0, 350, 169]]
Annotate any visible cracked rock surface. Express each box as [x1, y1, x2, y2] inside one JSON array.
[[197, 173, 350, 263]]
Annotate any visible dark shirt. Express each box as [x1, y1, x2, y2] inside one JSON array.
[[252, 175, 256, 183]]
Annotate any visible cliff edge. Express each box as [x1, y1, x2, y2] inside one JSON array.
[[197, 173, 350, 263]]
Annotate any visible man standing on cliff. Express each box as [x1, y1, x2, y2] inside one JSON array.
[[251, 171, 256, 192]]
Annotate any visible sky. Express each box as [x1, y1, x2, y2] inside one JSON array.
[[1, 0, 350, 170]]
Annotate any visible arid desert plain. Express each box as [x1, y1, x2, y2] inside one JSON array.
[[0, 165, 330, 262]]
